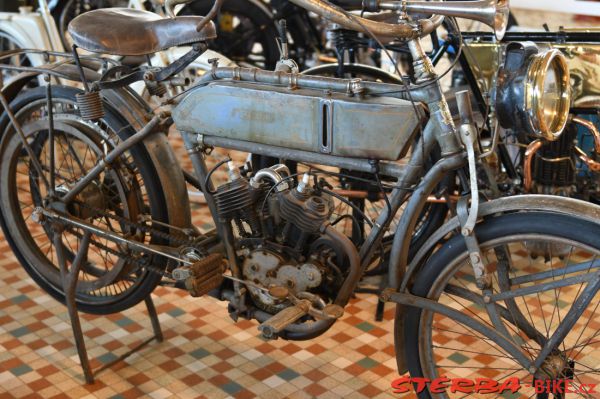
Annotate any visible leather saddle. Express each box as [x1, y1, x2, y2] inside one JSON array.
[[68, 8, 216, 56]]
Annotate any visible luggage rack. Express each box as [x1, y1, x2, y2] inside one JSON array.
[[0, 48, 122, 79]]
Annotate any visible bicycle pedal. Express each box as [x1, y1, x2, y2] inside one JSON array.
[[258, 299, 311, 339], [184, 253, 225, 297]]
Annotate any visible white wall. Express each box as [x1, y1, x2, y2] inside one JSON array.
[[511, 0, 600, 16]]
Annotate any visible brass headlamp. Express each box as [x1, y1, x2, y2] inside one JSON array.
[[496, 42, 571, 141]]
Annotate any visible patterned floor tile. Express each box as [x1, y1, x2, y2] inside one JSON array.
[[0, 136, 405, 398]]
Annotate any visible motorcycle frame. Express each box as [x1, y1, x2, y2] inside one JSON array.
[[0, 36, 468, 329], [4, 22, 600, 372]]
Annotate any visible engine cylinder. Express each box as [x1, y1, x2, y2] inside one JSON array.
[[278, 189, 332, 233]]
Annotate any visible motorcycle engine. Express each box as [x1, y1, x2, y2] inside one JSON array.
[[213, 163, 347, 314]]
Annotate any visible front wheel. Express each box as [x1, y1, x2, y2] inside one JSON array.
[[402, 212, 600, 399]]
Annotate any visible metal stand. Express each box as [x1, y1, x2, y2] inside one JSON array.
[[355, 273, 388, 322], [54, 229, 163, 384]]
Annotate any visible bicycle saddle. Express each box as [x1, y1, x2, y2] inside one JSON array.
[[68, 8, 216, 56]]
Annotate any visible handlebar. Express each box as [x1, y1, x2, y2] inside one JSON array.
[[165, 0, 224, 32], [164, 0, 191, 17], [167, 0, 444, 40], [286, 0, 444, 39]]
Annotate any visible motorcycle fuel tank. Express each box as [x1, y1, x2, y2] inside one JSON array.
[[173, 81, 422, 161]]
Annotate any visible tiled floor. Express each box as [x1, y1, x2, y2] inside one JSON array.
[[0, 134, 404, 399], [0, 259, 402, 398]]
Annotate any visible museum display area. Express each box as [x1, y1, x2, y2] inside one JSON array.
[[0, 0, 599, 398]]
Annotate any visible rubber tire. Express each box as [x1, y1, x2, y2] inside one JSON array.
[[400, 211, 600, 399], [0, 86, 170, 314]]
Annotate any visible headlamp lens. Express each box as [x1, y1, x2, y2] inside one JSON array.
[[527, 49, 571, 140]]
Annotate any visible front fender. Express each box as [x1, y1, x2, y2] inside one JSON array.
[[0, 63, 192, 231], [401, 194, 600, 291], [393, 194, 600, 374]]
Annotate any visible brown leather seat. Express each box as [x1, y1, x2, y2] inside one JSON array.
[[68, 8, 217, 56]]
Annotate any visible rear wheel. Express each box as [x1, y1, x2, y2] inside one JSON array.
[[0, 86, 170, 314]]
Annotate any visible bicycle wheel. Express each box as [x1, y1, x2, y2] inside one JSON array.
[[402, 211, 600, 399], [0, 30, 35, 85], [0, 86, 170, 314]]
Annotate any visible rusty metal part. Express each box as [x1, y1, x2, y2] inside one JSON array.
[[174, 81, 422, 161], [268, 286, 290, 300], [258, 299, 311, 339], [322, 304, 344, 319], [574, 146, 600, 172], [572, 117, 600, 154], [75, 91, 104, 120], [189, 253, 224, 275], [54, 229, 163, 384], [324, 225, 361, 307], [524, 139, 544, 192], [403, 195, 600, 292], [333, 189, 458, 203], [185, 253, 225, 297], [3, 61, 193, 234], [145, 81, 168, 98], [279, 189, 333, 233], [185, 273, 224, 297]]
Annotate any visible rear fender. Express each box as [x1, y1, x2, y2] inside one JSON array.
[[0, 63, 192, 231]]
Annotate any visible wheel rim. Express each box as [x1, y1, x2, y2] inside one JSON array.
[[419, 234, 600, 399], [0, 96, 154, 305]]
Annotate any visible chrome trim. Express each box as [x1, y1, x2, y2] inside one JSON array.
[[525, 49, 571, 141]]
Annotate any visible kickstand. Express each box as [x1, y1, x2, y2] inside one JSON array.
[[54, 228, 163, 384], [374, 273, 387, 322]]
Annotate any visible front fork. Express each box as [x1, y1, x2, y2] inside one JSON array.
[[395, 38, 592, 379]]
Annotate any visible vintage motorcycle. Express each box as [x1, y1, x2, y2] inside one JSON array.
[[1, 0, 600, 397]]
